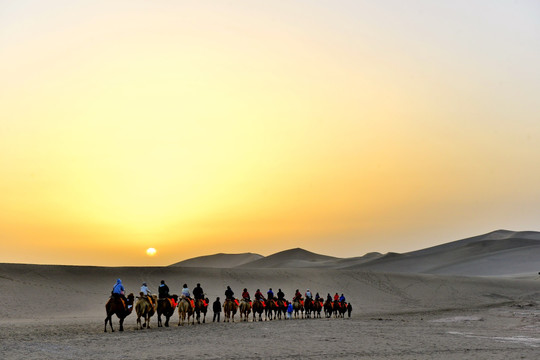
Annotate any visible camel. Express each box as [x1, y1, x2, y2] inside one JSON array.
[[194, 298, 208, 324], [292, 299, 304, 319], [252, 299, 265, 322], [136, 294, 157, 329], [323, 299, 333, 318], [223, 298, 238, 322], [104, 293, 135, 332], [264, 298, 278, 320], [304, 297, 313, 318], [239, 299, 252, 322], [313, 298, 323, 318], [177, 297, 194, 326], [273, 298, 286, 320], [333, 300, 345, 318], [336, 301, 348, 318], [157, 295, 178, 327]]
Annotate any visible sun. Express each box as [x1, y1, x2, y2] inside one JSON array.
[[146, 247, 157, 256]]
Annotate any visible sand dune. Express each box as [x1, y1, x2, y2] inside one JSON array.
[[237, 248, 339, 268], [201, 230, 540, 276], [169, 252, 263, 268], [345, 230, 540, 276]]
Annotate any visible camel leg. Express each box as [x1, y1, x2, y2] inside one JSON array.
[[104, 316, 112, 332]]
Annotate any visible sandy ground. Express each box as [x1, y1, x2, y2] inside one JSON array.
[[1, 264, 540, 359], [1, 305, 539, 359]]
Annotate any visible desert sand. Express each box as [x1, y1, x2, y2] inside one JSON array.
[[1, 230, 540, 359]]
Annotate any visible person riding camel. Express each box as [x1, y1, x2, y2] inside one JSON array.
[[181, 284, 191, 299], [254, 289, 265, 301], [158, 280, 170, 299], [193, 283, 204, 300], [294, 289, 303, 302], [339, 294, 346, 304], [305, 289, 312, 300], [140, 282, 154, 306], [327, 293, 332, 302], [277, 288, 284, 301], [267, 288, 274, 300], [315, 292, 320, 301], [241, 288, 250, 302], [112, 278, 125, 296], [334, 292, 340, 302], [112, 279, 127, 308], [225, 286, 234, 300]]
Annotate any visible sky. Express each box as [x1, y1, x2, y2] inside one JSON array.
[[1, 0, 540, 266]]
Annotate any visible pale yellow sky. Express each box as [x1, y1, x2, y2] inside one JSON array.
[[1, 0, 540, 265]]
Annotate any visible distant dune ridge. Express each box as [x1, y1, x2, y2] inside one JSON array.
[[169, 252, 263, 268], [172, 230, 540, 276]]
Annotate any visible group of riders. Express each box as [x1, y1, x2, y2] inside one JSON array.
[[110, 278, 350, 320]]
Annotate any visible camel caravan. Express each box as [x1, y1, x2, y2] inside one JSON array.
[[105, 280, 352, 332]]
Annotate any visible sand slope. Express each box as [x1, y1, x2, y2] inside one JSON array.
[[346, 230, 540, 276], [1, 262, 539, 321]]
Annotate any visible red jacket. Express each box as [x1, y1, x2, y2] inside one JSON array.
[[334, 294, 339, 301], [242, 291, 250, 299]]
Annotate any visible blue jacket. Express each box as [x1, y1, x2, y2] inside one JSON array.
[[339, 295, 346, 302], [112, 279, 124, 294], [287, 303, 293, 313]]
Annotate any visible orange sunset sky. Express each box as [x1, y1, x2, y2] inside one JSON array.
[[1, 1, 540, 266]]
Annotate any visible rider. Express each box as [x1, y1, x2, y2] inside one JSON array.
[[241, 288, 250, 302], [294, 289, 303, 302], [327, 293, 332, 302], [276, 288, 285, 301], [193, 283, 204, 300], [158, 280, 170, 299], [181, 284, 191, 299], [339, 293, 346, 304], [112, 279, 127, 302], [267, 288, 274, 300], [225, 286, 234, 300], [315, 292, 320, 302], [254, 289, 265, 301], [334, 292, 340, 302], [305, 289, 312, 300], [140, 282, 154, 306]]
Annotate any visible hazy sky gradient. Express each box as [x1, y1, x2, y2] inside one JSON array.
[[1, 0, 540, 265]]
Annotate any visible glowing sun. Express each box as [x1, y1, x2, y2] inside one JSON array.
[[146, 248, 157, 256]]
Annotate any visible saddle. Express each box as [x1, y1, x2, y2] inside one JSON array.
[[110, 294, 127, 310]]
